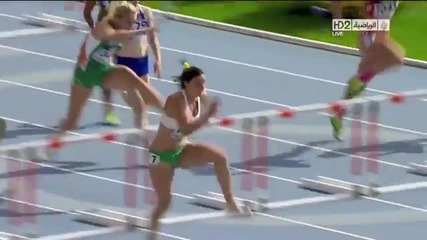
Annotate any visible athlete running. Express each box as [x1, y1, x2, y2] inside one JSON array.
[[116, 1, 161, 83], [59, 1, 164, 138], [83, 0, 120, 126], [330, 0, 404, 140], [147, 61, 249, 239], [116, 1, 161, 126]]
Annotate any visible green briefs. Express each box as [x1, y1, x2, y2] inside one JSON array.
[[149, 147, 185, 168], [73, 59, 112, 89]]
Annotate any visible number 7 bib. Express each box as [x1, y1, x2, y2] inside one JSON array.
[[149, 153, 161, 165]]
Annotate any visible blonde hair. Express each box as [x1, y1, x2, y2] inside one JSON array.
[[105, 1, 137, 21]]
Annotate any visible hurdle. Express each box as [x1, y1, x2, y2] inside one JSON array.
[[3, 88, 427, 238], [190, 89, 427, 211], [407, 162, 427, 176]]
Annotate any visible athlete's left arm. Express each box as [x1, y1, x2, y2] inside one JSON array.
[[144, 6, 161, 64]]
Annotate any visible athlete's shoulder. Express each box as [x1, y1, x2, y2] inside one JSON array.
[[138, 4, 154, 17]]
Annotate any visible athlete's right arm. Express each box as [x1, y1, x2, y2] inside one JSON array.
[[83, 1, 97, 29], [167, 95, 214, 136], [92, 21, 156, 42]]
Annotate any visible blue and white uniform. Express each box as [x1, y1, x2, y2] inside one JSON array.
[[116, 5, 152, 77], [96, 0, 110, 21], [99, 0, 111, 11]]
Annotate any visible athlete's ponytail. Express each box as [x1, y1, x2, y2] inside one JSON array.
[[105, 1, 137, 22], [173, 60, 203, 89]]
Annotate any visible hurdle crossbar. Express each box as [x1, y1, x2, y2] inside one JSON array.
[[208, 88, 427, 124], [3, 88, 425, 152], [0, 126, 157, 152]]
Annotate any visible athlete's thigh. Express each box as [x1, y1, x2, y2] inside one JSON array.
[[67, 84, 93, 113], [149, 163, 174, 196], [179, 143, 226, 169], [102, 65, 136, 91]]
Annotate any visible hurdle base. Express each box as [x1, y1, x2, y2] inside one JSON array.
[[191, 192, 267, 212], [298, 176, 380, 197], [73, 208, 149, 229], [407, 163, 427, 176]]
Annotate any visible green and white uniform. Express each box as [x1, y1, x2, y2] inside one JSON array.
[[74, 34, 122, 89], [149, 90, 201, 168]]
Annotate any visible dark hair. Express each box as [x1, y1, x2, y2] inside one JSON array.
[[173, 66, 203, 89]]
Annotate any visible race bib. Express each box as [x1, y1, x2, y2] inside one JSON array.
[[149, 153, 161, 165], [93, 49, 115, 64]]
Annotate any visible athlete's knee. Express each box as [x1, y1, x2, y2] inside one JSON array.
[[210, 146, 228, 166]]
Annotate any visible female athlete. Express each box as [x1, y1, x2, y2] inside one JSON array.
[[83, 0, 120, 126], [59, 1, 164, 137], [330, 0, 404, 140], [116, 1, 161, 83], [147, 62, 249, 239], [115, 1, 161, 126]]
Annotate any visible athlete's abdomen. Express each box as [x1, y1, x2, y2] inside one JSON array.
[[117, 7, 150, 58]]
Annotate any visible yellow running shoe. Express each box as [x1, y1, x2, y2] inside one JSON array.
[[104, 111, 120, 126], [330, 77, 366, 141], [345, 77, 366, 99], [0, 118, 6, 141]]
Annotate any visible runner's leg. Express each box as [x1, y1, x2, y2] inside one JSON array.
[[179, 143, 240, 212]]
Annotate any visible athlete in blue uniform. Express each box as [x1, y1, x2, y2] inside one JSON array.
[[83, 0, 120, 126], [116, 1, 161, 83]]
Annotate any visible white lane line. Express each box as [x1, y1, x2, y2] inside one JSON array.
[[0, 195, 190, 240], [0, 28, 61, 39], [1, 13, 425, 102], [0, 78, 412, 170], [0, 13, 26, 20], [0, 44, 426, 139]]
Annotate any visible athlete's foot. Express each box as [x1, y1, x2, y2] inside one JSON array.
[[344, 77, 366, 99], [104, 111, 120, 126], [330, 115, 343, 141], [226, 201, 252, 217], [0, 118, 6, 142]]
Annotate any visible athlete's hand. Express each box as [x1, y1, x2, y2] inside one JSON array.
[[138, 26, 159, 35], [148, 26, 159, 32], [206, 97, 220, 118], [154, 60, 161, 78]]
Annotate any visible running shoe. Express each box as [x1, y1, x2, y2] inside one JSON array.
[[330, 77, 366, 141], [344, 77, 366, 99], [330, 115, 343, 141], [104, 111, 120, 126], [0, 118, 6, 141]]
